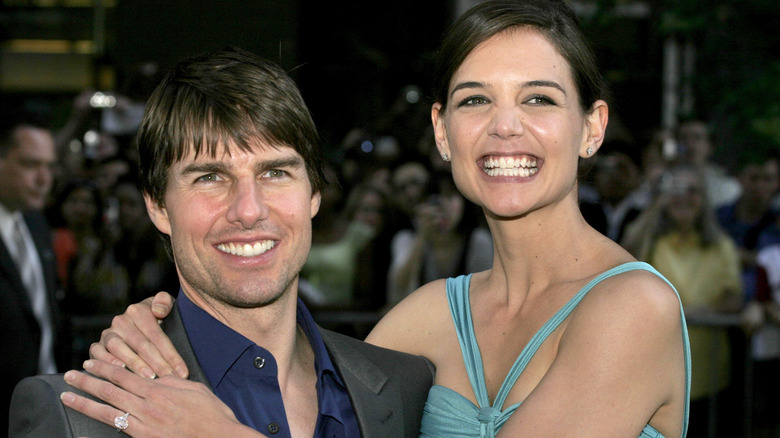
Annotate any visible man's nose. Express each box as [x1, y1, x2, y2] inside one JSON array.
[[226, 178, 269, 228], [36, 165, 53, 189]]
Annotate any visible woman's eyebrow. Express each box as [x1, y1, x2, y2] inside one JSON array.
[[450, 79, 567, 98], [450, 81, 487, 99], [522, 80, 566, 95]]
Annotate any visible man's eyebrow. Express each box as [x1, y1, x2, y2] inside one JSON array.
[[258, 156, 304, 171], [180, 162, 229, 176]]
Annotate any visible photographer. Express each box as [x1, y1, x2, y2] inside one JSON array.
[[386, 169, 492, 307]]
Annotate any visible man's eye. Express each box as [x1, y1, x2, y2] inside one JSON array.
[[457, 96, 489, 107], [264, 169, 287, 178], [195, 173, 221, 183]]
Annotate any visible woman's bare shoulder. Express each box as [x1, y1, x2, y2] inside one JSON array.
[[365, 278, 453, 355], [560, 266, 684, 380]]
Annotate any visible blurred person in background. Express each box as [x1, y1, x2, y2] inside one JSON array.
[[751, 243, 780, 437], [345, 182, 397, 313], [0, 109, 66, 435], [716, 153, 780, 300], [300, 164, 376, 307], [674, 120, 740, 208], [621, 164, 744, 438], [579, 138, 649, 243], [386, 170, 493, 307], [111, 175, 178, 304], [390, 160, 431, 231], [47, 179, 103, 291]]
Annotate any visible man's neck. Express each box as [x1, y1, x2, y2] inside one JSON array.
[[182, 287, 309, 382]]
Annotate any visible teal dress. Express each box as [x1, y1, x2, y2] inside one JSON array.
[[419, 262, 691, 438]]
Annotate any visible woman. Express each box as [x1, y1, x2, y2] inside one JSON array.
[[621, 165, 742, 437], [70, 1, 690, 436]]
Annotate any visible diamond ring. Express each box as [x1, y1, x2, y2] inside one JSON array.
[[114, 412, 130, 432]]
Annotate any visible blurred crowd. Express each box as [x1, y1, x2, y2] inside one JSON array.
[[4, 69, 780, 436]]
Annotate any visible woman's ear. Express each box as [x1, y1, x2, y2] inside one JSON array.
[[580, 100, 609, 158], [432, 103, 451, 160]]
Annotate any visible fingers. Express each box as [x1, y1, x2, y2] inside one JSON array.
[[88, 341, 126, 368], [151, 291, 175, 319], [62, 363, 153, 436], [127, 302, 189, 378], [60, 390, 143, 435], [100, 314, 160, 379], [100, 298, 188, 379]]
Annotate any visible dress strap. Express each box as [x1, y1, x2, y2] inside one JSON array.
[[492, 262, 663, 409], [446, 274, 492, 408]]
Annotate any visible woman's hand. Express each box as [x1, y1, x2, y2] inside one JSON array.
[[90, 291, 188, 379], [61, 360, 265, 437]]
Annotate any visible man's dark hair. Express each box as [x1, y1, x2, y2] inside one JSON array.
[[0, 107, 51, 157], [136, 46, 326, 207]]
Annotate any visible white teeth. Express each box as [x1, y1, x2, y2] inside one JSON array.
[[484, 156, 536, 169], [217, 240, 275, 257], [483, 156, 538, 177], [485, 167, 538, 177]]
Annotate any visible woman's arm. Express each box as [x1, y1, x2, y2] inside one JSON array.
[[61, 359, 265, 437]]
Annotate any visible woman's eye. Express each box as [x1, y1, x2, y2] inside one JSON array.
[[526, 95, 555, 106], [457, 96, 489, 107]]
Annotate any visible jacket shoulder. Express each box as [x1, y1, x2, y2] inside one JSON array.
[[10, 374, 118, 438], [320, 328, 434, 437]]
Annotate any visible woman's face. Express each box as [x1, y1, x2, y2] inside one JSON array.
[[432, 28, 607, 219], [62, 187, 98, 229], [665, 172, 704, 229]]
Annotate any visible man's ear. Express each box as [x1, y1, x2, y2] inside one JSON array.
[[310, 191, 321, 219], [580, 100, 609, 158], [144, 194, 171, 236], [432, 103, 451, 159]]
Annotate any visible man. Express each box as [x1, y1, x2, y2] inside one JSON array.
[[717, 154, 780, 296], [11, 47, 433, 437], [0, 111, 63, 435], [675, 119, 741, 208], [579, 139, 648, 243]]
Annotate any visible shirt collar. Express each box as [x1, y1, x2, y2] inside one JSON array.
[[0, 203, 21, 251], [177, 290, 343, 390]]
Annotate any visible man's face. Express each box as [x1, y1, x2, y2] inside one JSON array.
[[145, 140, 321, 310], [739, 160, 780, 205], [0, 126, 56, 211]]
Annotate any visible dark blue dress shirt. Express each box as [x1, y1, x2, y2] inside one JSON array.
[[177, 292, 360, 437]]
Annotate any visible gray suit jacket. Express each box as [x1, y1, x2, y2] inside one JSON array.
[[10, 306, 434, 438]]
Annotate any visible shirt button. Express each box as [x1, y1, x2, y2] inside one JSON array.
[[254, 357, 265, 369], [267, 422, 280, 434]]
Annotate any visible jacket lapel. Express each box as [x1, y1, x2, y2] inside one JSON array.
[[320, 328, 404, 438], [160, 304, 211, 387]]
